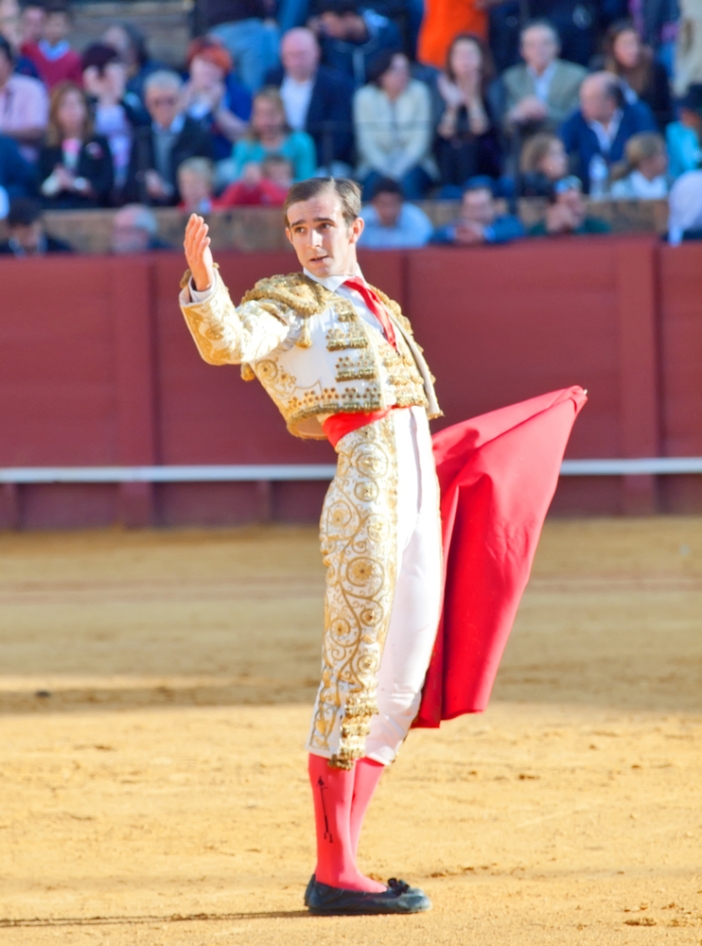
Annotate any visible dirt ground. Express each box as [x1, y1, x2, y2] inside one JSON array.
[[0, 518, 700, 946]]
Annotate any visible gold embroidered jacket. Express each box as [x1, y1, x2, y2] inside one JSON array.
[[179, 270, 441, 439]]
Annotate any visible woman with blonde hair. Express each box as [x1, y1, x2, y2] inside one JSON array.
[[227, 86, 316, 184], [610, 131, 669, 199], [519, 132, 568, 196], [38, 81, 114, 208]]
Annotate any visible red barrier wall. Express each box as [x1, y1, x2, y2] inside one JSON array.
[[0, 237, 697, 529]]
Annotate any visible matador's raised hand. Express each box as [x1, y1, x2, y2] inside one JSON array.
[[184, 214, 215, 293]]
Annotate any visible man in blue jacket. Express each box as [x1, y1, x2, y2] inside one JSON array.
[[430, 176, 525, 246], [0, 132, 36, 220], [560, 71, 657, 193]]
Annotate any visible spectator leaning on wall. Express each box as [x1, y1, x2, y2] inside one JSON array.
[[430, 176, 526, 246], [358, 176, 434, 249], [111, 203, 171, 254], [610, 131, 669, 199], [667, 169, 702, 242], [529, 175, 612, 236], [0, 196, 73, 255]]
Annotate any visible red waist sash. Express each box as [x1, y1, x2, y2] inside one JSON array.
[[322, 408, 394, 448]]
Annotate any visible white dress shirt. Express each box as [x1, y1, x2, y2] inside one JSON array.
[[280, 75, 314, 131], [587, 109, 623, 155], [528, 61, 557, 103]]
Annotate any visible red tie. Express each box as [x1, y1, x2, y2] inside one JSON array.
[[343, 276, 397, 349]]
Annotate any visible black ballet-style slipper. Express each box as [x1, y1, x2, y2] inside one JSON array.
[[306, 877, 431, 915]]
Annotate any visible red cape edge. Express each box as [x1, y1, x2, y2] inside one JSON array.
[[413, 386, 588, 729]]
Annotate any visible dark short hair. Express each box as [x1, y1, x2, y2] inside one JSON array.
[[283, 177, 361, 226], [0, 36, 14, 63], [8, 198, 43, 227], [463, 175, 495, 196], [370, 176, 403, 200], [681, 83, 702, 113], [317, 0, 358, 15], [81, 42, 120, 75], [366, 47, 403, 85], [45, 0, 72, 18]]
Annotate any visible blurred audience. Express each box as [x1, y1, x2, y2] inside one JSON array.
[[181, 36, 251, 162], [265, 26, 354, 170], [500, 20, 586, 135], [314, 1, 402, 87], [196, 0, 279, 93], [102, 22, 162, 101], [123, 70, 213, 206], [23, 0, 81, 89], [431, 176, 525, 245], [673, 0, 702, 97], [0, 195, 73, 254], [529, 175, 612, 235], [359, 176, 433, 248], [177, 155, 216, 212], [666, 82, 702, 178], [0, 34, 48, 159], [418, 0, 488, 70], [38, 82, 113, 208], [0, 131, 35, 218], [667, 169, 702, 242], [354, 50, 436, 199], [436, 33, 502, 194], [601, 20, 672, 128], [610, 131, 669, 198], [226, 86, 315, 185], [19, 1, 45, 49], [81, 43, 149, 201], [218, 152, 291, 205], [111, 202, 170, 253], [1, 0, 40, 78], [560, 71, 657, 194], [519, 131, 569, 196]]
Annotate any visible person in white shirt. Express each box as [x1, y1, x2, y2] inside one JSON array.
[[610, 131, 669, 199], [359, 176, 433, 248]]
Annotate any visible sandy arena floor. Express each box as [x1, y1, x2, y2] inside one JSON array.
[[0, 518, 700, 945]]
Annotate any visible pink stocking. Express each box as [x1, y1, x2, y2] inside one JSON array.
[[308, 754, 385, 892], [350, 757, 385, 858]]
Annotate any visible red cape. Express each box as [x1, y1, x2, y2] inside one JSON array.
[[413, 386, 587, 729]]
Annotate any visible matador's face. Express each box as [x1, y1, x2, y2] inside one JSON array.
[[285, 191, 364, 280]]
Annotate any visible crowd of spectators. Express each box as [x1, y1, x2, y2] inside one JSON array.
[[1, 0, 702, 252]]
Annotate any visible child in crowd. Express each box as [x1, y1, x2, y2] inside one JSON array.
[[666, 85, 702, 180], [610, 132, 669, 199], [177, 157, 216, 213], [23, 0, 82, 89], [519, 133, 569, 197], [218, 153, 292, 206]]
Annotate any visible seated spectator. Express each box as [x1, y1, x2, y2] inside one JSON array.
[[519, 131, 568, 196], [354, 50, 436, 200], [314, 0, 402, 87], [265, 27, 354, 170], [436, 33, 502, 194], [418, 0, 488, 70], [529, 176, 612, 236], [177, 156, 216, 213], [0, 34, 48, 159], [101, 22, 162, 102], [82, 43, 149, 201], [217, 153, 291, 206], [181, 36, 251, 163], [560, 71, 657, 193], [23, 0, 81, 89], [610, 131, 669, 199], [111, 203, 170, 254], [196, 0, 279, 93], [358, 176, 433, 248], [667, 170, 702, 244], [226, 87, 316, 185], [1, 0, 40, 78], [19, 0, 44, 50], [123, 70, 213, 206], [499, 20, 586, 136], [0, 131, 35, 218], [38, 82, 114, 208], [431, 176, 525, 245], [666, 84, 702, 180], [602, 20, 672, 129], [0, 196, 72, 254]]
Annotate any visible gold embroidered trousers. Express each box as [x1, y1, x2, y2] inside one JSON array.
[[306, 407, 443, 769]]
